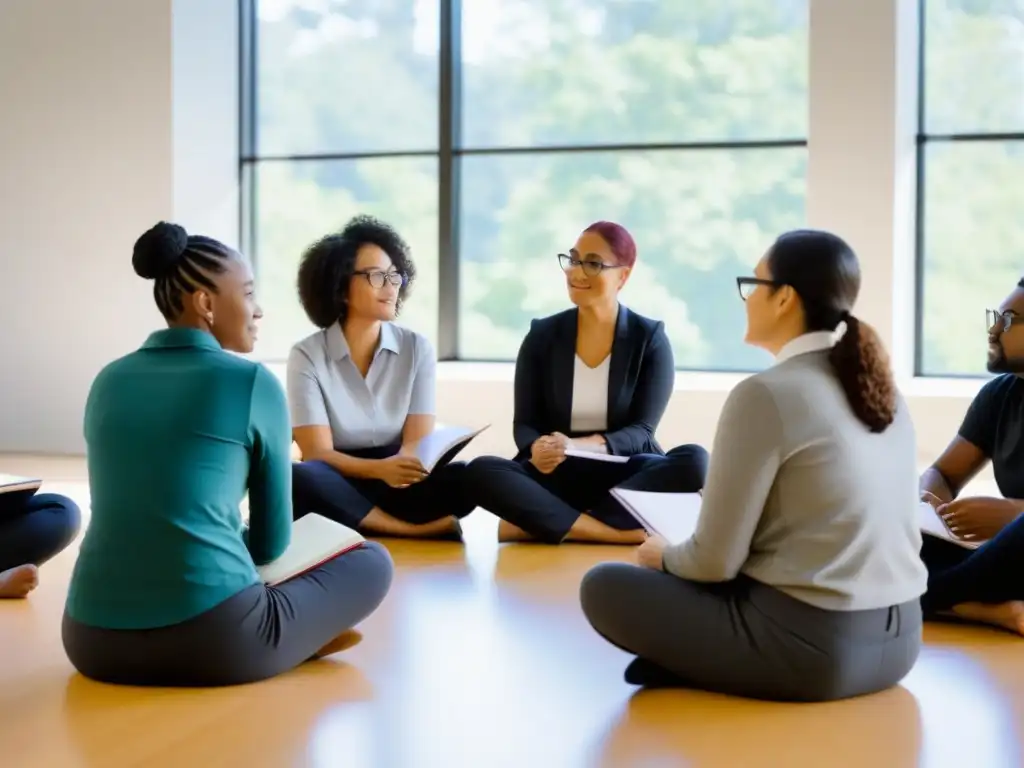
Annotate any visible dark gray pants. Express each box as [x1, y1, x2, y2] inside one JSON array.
[[62, 541, 393, 687], [580, 564, 922, 702]]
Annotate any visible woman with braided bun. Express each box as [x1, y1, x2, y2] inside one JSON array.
[[61, 221, 393, 687]]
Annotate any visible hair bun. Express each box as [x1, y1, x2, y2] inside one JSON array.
[[132, 221, 188, 280]]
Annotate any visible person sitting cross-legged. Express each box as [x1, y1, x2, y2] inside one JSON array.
[[918, 277, 1024, 636]]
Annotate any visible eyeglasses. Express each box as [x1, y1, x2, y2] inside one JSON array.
[[558, 253, 622, 277], [736, 277, 780, 301], [354, 270, 407, 289], [987, 309, 1023, 333]]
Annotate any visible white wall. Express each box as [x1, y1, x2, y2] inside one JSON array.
[[0, 0, 993, 484], [0, 0, 238, 454]]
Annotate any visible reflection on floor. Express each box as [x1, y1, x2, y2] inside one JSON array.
[[0, 456, 1021, 768]]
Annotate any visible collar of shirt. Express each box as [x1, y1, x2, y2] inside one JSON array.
[[141, 327, 222, 351], [774, 330, 834, 365], [326, 321, 400, 362]]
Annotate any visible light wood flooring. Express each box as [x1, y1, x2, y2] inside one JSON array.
[[1, 455, 1022, 768]]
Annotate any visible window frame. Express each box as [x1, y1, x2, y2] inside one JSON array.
[[239, 0, 809, 368], [913, 0, 1024, 378]]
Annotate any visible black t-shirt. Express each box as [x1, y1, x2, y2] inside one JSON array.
[[958, 373, 1024, 499]]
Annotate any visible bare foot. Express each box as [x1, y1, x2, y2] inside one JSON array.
[[314, 629, 363, 658], [498, 520, 534, 542], [0, 564, 39, 599], [951, 601, 1024, 636]]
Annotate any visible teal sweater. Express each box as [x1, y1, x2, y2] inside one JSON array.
[[65, 328, 292, 629]]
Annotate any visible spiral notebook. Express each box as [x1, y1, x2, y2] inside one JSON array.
[[256, 513, 366, 585]]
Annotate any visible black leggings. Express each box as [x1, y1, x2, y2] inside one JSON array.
[[61, 541, 393, 687], [463, 444, 709, 543], [0, 491, 82, 572], [292, 447, 476, 529], [920, 513, 1024, 614]]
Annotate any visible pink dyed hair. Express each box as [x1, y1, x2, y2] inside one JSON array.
[[581, 221, 637, 268]]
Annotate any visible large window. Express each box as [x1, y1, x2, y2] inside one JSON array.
[[917, 0, 1024, 377], [242, 1, 808, 370]]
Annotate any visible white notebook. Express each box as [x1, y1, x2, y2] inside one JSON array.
[[0, 474, 42, 495], [611, 488, 703, 544], [256, 513, 366, 586], [564, 449, 628, 464], [411, 424, 490, 472], [918, 501, 980, 550]]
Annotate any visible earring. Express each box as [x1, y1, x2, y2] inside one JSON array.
[[207, 313, 214, 327]]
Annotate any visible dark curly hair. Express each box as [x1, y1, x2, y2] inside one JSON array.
[[297, 214, 417, 329], [767, 229, 897, 433]]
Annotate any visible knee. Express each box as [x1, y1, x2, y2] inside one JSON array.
[[291, 460, 339, 496], [668, 443, 710, 480], [464, 455, 515, 485], [355, 540, 395, 603], [579, 562, 628, 625], [36, 494, 83, 544]]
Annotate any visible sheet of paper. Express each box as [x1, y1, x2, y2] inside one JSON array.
[[918, 501, 979, 549], [611, 488, 703, 544], [565, 449, 628, 463]]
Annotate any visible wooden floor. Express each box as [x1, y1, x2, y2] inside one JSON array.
[[2, 457, 1023, 768]]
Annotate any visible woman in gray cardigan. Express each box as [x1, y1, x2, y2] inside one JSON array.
[[579, 229, 928, 702]]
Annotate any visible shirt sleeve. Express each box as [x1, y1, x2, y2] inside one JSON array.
[[245, 364, 293, 566], [408, 334, 437, 416], [286, 345, 329, 427], [602, 322, 675, 456], [662, 376, 783, 582], [957, 377, 1002, 456]]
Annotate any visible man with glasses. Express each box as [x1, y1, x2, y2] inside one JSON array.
[[918, 279, 1024, 635]]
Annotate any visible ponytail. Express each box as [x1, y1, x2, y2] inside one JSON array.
[[828, 314, 897, 432]]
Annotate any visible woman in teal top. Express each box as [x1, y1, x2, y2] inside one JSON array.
[[62, 221, 393, 687]]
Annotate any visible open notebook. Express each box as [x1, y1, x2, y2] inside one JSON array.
[[0, 474, 42, 496], [411, 424, 490, 472], [918, 501, 980, 550], [256, 513, 366, 586], [610, 488, 703, 544]]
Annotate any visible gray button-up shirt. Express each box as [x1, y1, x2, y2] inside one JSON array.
[[286, 322, 436, 450]]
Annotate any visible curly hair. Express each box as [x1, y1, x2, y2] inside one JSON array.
[[297, 214, 417, 329], [768, 229, 897, 433]]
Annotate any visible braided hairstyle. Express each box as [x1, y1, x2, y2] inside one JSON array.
[[132, 221, 235, 320]]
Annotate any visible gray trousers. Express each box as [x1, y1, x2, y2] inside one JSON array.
[[62, 541, 393, 687], [580, 563, 922, 702]]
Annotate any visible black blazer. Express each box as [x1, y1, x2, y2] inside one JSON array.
[[512, 304, 675, 461]]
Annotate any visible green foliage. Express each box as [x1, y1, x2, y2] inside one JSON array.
[[248, 0, 1022, 376]]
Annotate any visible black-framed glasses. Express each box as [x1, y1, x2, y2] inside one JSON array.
[[987, 309, 1023, 333], [354, 270, 407, 289], [558, 253, 622, 277], [736, 276, 779, 301]]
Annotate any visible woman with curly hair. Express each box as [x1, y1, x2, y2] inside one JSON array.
[[288, 215, 474, 540]]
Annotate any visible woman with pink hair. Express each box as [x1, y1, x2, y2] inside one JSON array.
[[463, 221, 708, 544]]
